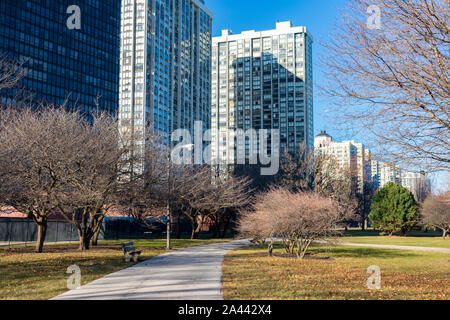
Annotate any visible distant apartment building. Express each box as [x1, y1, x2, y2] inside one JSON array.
[[211, 21, 314, 167], [370, 161, 402, 188], [370, 160, 382, 188], [379, 162, 402, 187], [401, 171, 431, 202], [0, 0, 121, 115], [371, 160, 403, 188], [314, 131, 371, 194], [370, 160, 431, 201], [118, 0, 213, 147]]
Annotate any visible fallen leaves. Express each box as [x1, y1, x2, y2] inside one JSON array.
[[222, 245, 450, 300]]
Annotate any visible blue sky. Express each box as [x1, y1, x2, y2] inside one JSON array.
[[208, 0, 348, 139], [206, 0, 448, 191]]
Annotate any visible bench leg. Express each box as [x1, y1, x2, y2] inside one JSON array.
[[132, 254, 139, 262]]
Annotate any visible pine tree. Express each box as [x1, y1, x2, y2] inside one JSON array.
[[369, 183, 418, 236]]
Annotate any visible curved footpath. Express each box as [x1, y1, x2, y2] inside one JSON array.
[[314, 240, 450, 253], [52, 239, 251, 300], [52, 239, 449, 300]]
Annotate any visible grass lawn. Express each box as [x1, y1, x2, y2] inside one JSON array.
[[0, 238, 231, 300], [339, 230, 450, 249], [222, 243, 450, 300]]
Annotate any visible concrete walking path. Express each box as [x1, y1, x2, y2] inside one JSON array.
[[315, 241, 450, 253], [52, 239, 251, 300]]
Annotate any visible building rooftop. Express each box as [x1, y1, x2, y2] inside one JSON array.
[[215, 21, 312, 42], [316, 130, 332, 138]]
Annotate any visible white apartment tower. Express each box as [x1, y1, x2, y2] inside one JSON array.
[[371, 160, 431, 201], [314, 131, 372, 194], [119, 0, 213, 147], [401, 171, 431, 202], [211, 21, 314, 166]]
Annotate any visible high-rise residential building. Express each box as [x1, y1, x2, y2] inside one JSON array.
[[373, 161, 402, 188], [211, 21, 314, 167], [314, 132, 431, 199], [371, 160, 405, 189], [118, 0, 213, 147], [371, 160, 431, 201], [314, 131, 371, 193], [370, 159, 382, 188], [0, 0, 121, 115], [401, 170, 431, 202]]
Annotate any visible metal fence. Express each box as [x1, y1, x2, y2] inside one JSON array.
[[0, 218, 91, 247], [0, 218, 167, 247], [0, 217, 215, 247]]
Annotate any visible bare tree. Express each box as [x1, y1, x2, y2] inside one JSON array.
[[52, 112, 136, 250], [0, 105, 170, 251], [276, 143, 315, 192], [0, 54, 33, 112], [421, 191, 450, 238], [0, 107, 79, 252], [315, 164, 360, 226], [208, 169, 253, 238], [277, 142, 344, 193], [0, 54, 24, 93], [277, 144, 359, 223], [171, 165, 252, 239], [414, 177, 433, 203], [169, 165, 211, 239], [357, 181, 379, 230], [113, 136, 168, 233], [322, 0, 449, 172], [238, 195, 280, 256], [238, 188, 342, 259]]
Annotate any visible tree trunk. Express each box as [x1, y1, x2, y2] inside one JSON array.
[[78, 229, 91, 251], [91, 217, 104, 246], [443, 229, 447, 239], [191, 225, 201, 239], [400, 227, 407, 237], [175, 214, 181, 239], [290, 240, 296, 254], [35, 222, 47, 253], [296, 240, 312, 260], [211, 216, 219, 239], [363, 218, 368, 231], [91, 228, 100, 246], [267, 240, 273, 257], [191, 217, 204, 240], [190, 228, 198, 239], [80, 236, 90, 251], [220, 217, 231, 239], [188, 215, 196, 240]]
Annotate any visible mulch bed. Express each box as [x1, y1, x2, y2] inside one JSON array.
[[257, 251, 335, 260]]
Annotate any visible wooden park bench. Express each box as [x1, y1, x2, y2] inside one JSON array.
[[121, 242, 142, 262]]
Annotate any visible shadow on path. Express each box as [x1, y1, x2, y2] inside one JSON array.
[[51, 239, 251, 301]]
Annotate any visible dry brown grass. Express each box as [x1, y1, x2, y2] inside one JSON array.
[[222, 244, 450, 300], [0, 238, 230, 300]]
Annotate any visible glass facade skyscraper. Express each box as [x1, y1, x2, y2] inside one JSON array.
[[118, 0, 213, 145], [211, 21, 314, 165], [0, 0, 121, 115]]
